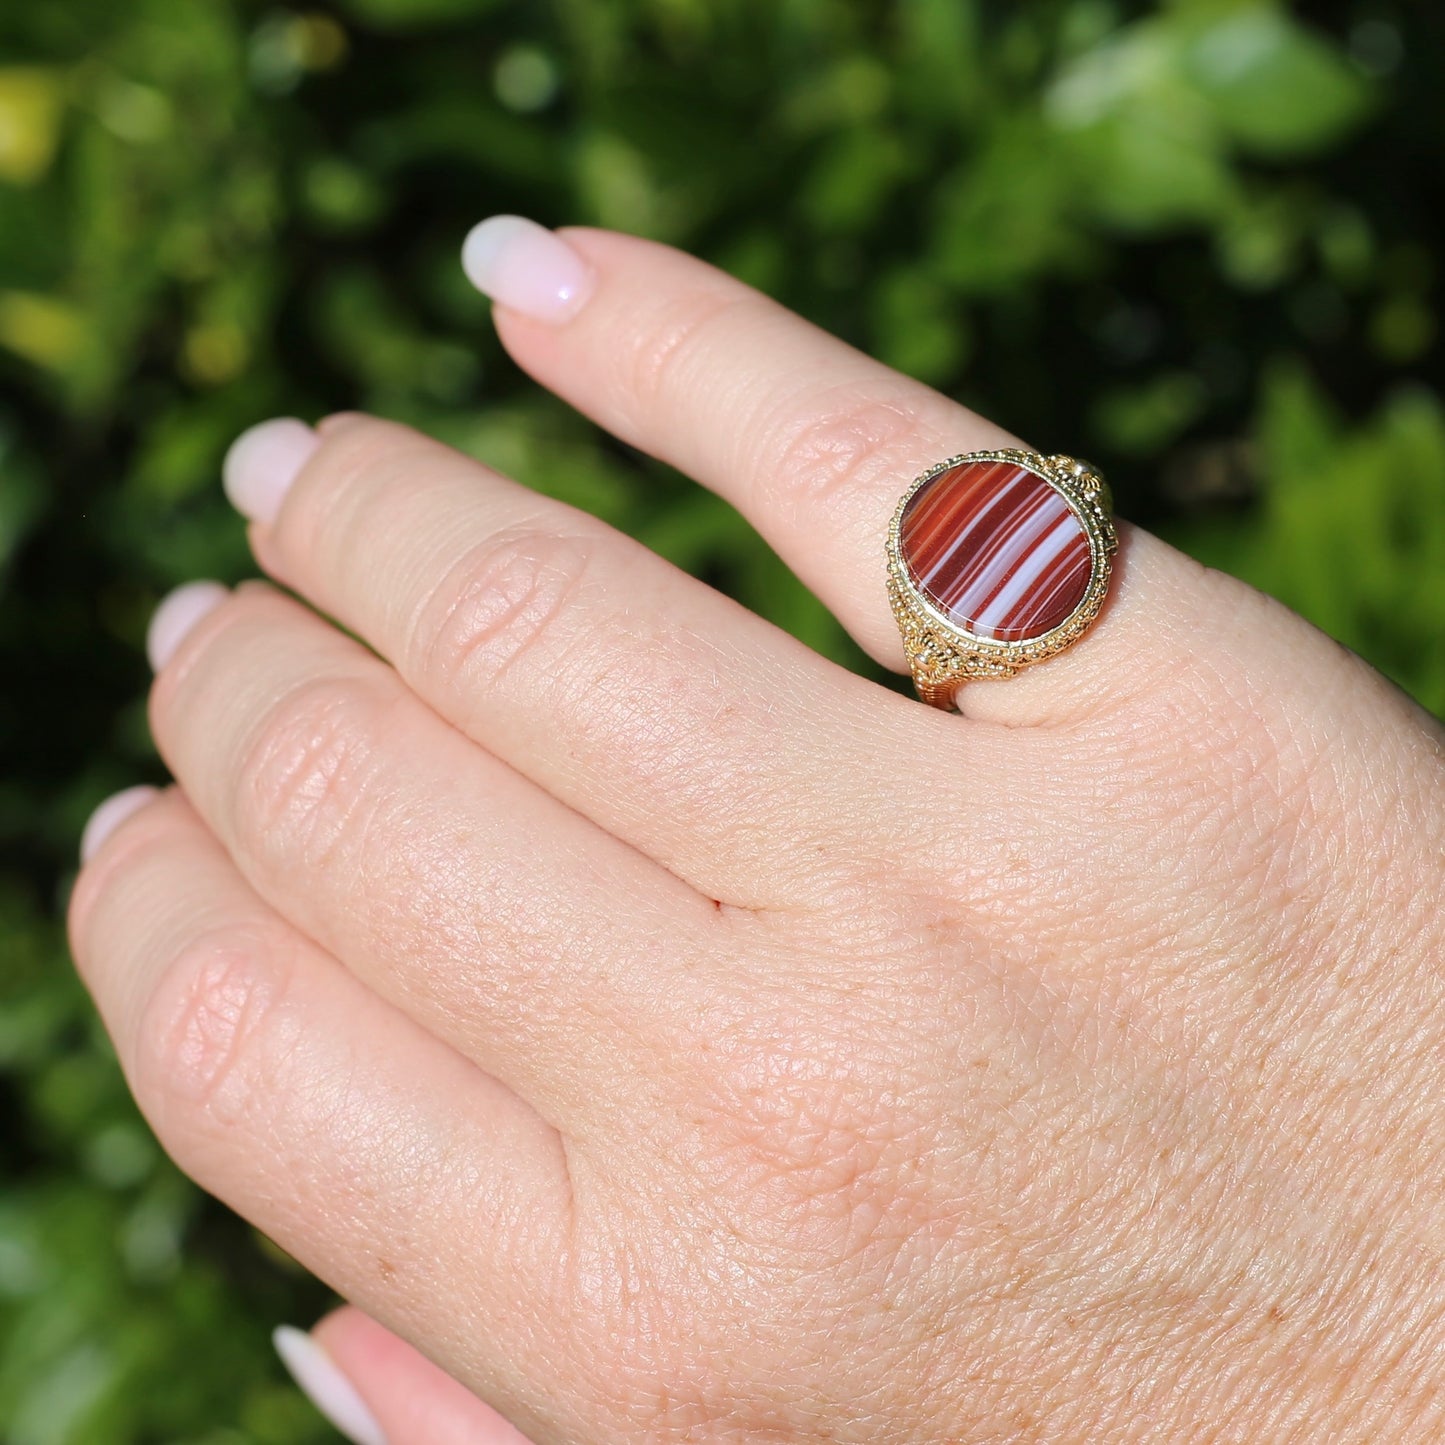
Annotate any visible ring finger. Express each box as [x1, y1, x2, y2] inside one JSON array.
[[474, 220, 1238, 728]]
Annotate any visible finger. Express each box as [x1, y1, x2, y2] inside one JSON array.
[[276, 1307, 533, 1445], [66, 786, 572, 1430], [228, 412, 920, 908], [145, 579, 712, 1126], [467, 219, 1277, 727]]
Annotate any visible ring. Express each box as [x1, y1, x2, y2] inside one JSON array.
[[886, 449, 1118, 710]]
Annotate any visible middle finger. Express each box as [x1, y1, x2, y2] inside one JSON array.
[[147, 579, 715, 1127], [230, 413, 941, 910]]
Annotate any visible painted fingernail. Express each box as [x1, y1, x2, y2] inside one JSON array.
[[146, 579, 229, 671], [79, 784, 160, 864], [223, 417, 319, 526], [273, 1326, 387, 1445], [461, 215, 593, 323]]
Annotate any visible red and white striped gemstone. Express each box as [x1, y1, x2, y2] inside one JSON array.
[[898, 459, 1092, 642]]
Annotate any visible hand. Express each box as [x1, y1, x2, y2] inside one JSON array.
[[70, 219, 1445, 1442]]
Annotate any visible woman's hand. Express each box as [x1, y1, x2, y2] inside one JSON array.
[[69, 221, 1445, 1442]]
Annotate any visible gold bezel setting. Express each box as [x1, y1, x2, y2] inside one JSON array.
[[886, 449, 1118, 708]]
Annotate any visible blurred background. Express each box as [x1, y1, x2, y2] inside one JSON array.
[[2, 0, 1442, 1439]]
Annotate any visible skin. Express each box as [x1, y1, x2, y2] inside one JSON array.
[[68, 229, 1445, 1442]]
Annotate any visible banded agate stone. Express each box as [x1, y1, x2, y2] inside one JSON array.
[[898, 459, 1093, 643]]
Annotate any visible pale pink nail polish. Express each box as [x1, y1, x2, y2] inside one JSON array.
[[80, 784, 160, 864], [146, 580, 229, 671], [273, 1326, 387, 1445], [461, 215, 594, 322], [222, 417, 320, 526]]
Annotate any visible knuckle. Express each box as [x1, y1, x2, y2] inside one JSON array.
[[133, 922, 302, 1132], [281, 414, 450, 573], [408, 524, 594, 697], [753, 379, 945, 526], [615, 286, 750, 424], [294, 414, 421, 531], [237, 673, 391, 871]]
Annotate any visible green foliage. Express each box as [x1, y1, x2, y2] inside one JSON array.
[[0, 0, 1440, 1439], [1178, 366, 1445, 712]]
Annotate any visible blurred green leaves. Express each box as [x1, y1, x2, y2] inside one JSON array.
[[1043, 1, 1373, 233], [1047, 1, 1372, 223], [0, 0, 1440, 1439], [1179, 366, 1445, 713], [1185, 5, 1371, 156], [0, 69, 64, 185], [336, 0, 503, 32]]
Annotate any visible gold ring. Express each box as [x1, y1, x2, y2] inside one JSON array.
[[886, 449, 1118, 710]]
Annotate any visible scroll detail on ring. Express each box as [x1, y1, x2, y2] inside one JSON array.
[[886, 449, 1118, 710]]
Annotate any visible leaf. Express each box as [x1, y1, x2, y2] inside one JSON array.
[[0, 291, 85, 372], [929, 117, 1084, 291], [799, 126, 909, 234], [1045, 21, 1239, 231], [1091, 371, 1209, 455], [0, 68, 64, 185], [870, 265, 969, 384], [1183, 7, 1373, 157], [1064, 106, 1238, 230]]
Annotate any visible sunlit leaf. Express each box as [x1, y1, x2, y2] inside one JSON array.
[[1183, 7, 1374, 157], [0, 69, 65, 185]]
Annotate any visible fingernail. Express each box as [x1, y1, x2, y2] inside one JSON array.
[[461, 215, 593, 323], [273, 1326, 387, 1445], [80, 784, 160, 864], [146, 580, 229, 671], [223, 418, 319, 526]]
